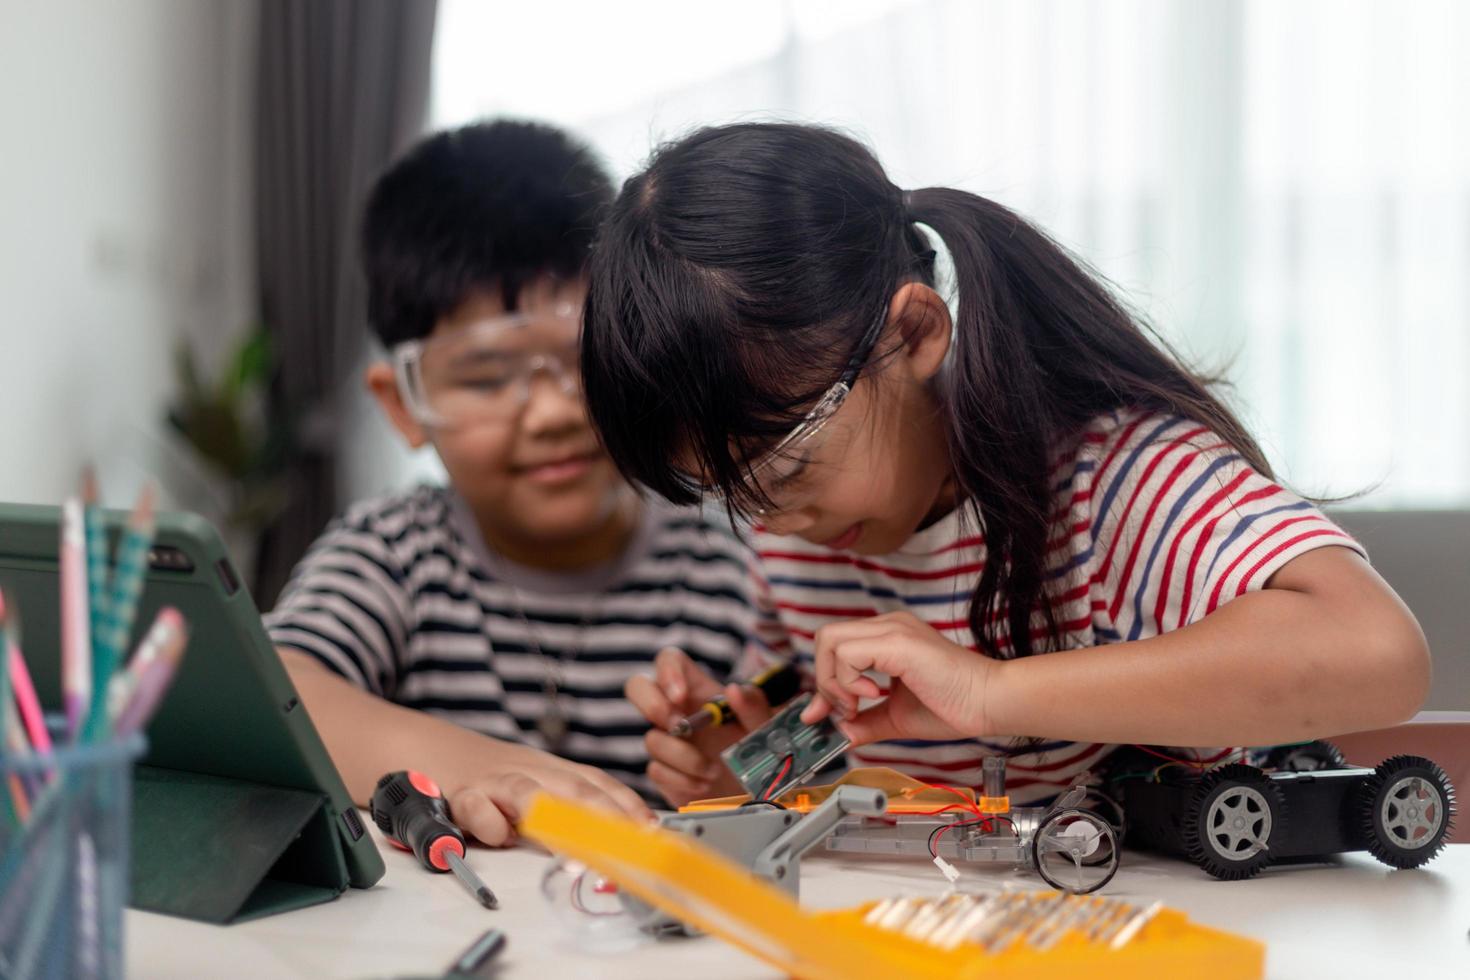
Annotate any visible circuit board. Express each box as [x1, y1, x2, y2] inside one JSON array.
[[722, 692, 850, 801]]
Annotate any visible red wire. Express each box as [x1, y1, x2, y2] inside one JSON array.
[[763, 755, 794, 800], [911, 803, 981, 817], [918, 780, 984, 816], [1129, 744, 1237, 769]]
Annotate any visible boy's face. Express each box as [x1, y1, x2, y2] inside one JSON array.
[[369, 279, 626, 546]]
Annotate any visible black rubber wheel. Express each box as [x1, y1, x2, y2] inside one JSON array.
[[1264, 740, 1348, 773], [1357, 755, 1456, 869], [1182, 764, 1286, 881]]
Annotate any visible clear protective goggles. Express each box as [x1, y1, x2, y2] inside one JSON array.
[[391, 303, 582, 429], [717, 304, 891, 516]]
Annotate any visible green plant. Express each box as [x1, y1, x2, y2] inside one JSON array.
[[166, 329, 293, 532]]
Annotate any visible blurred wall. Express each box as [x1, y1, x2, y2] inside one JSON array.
[[0, 0, 257, 507], [1330, 510, 1470, 712]]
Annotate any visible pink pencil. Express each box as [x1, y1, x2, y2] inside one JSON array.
[[7, 639, 53, 757], [106, 607, 183, 724], [112, 616, 188, 738], [60, 496, 91, 738]]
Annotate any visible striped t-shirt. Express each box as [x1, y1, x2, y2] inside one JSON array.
[[265, 486, 757, 800], [752, 409, 1366, 804]]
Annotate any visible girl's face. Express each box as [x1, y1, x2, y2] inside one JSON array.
[[747, 283, 957, 554]]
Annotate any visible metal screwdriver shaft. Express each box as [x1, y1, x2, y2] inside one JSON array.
[[445, 850, 499, 910]]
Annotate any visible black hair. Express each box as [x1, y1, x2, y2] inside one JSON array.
[[582, 122, 1272, 661], [360, 119, 614, 347]]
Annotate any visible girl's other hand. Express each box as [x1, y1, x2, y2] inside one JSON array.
[[626, 647, 774, 806], [801, 611, 993, 745]]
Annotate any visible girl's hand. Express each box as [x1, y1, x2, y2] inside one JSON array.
[[625, 648, 774, 806], [800, 611, 992, 745]]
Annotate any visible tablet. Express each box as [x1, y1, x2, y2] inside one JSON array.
[[0, 501, 384, 919]]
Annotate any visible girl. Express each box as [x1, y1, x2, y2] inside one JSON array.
[[583, 123, 1429, 807]]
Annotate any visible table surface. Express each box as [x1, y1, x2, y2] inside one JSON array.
[[128, 812, 1470, 980]]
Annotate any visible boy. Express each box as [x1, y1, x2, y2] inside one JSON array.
[[267, 120, 757, 843]]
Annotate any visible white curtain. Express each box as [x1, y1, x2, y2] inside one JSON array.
[[417, 0, 1470, 509]]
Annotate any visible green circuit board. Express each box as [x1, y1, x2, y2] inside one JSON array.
[[722, 693, 851, 801]]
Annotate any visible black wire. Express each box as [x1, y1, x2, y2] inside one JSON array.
[[927, 813, 1020, 858], [926, 823, 947, 858], [762, 754, 795, 801], [739, 799, 788, 810]]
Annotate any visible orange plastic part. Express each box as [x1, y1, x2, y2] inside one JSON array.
[[976, 795, 1011, 814], [679, 767, 980, 814], [407, 770, 442, 798], [427, 834, 464, 871]]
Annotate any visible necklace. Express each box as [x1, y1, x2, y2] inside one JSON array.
[[479, 491, 639, 753], [501, 580, 601, 754]]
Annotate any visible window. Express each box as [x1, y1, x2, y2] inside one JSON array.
[[427, 0, 1470, 507]]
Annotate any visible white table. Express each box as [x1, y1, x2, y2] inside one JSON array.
[[128, 814, 1470, 979]]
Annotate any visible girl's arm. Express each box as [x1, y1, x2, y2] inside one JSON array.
[[805, 546, 1430, 747], [987, 546, 1429, 745]]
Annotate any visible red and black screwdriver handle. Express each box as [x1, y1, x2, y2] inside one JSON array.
[[370, 770, 465, 872]]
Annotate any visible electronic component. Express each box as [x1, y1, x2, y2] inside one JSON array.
[[1114, 749, 1456, 881], [520, 791, 1267, 979], [820, 766, 1121, 894], [721, 692, 849, 801], [686, 762, 1126, 894]]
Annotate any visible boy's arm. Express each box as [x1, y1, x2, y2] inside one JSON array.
[[279, 649, 652, 844]]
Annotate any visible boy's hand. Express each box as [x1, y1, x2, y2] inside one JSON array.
[[444, 748, 653, 847], [626, 648, 774, 807], [277, 649, 652, 845]]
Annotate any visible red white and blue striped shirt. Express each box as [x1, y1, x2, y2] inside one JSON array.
[[752, 409, 1365, 803]]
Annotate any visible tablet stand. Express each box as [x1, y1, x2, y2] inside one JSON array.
[[130, 766, 350, 924]]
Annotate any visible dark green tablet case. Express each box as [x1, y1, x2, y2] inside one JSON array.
[[0, 503, 385, 923]]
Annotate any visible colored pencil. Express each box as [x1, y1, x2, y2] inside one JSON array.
[[81, 468, 111, 664], [85, 484, 155, 741], [60, 496, 92, 738], [0, 591, 21, 823], [6, 616, 54, 810], [76, 831, 101, 980], [112, 616, 187, 737], [7, 631, 52, 759], [1, 693, 33, 816], [11, 821, 68, 978], [105, 607, 183, 725]]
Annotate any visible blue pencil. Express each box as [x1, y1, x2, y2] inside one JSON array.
[[83, 485, 155, 742], [81, 470, 111, 697]]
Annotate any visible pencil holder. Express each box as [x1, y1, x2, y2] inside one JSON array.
[[0, 723, 145, 980]]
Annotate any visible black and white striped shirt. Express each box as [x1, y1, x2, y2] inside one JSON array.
[[265, 486, 758, 800]]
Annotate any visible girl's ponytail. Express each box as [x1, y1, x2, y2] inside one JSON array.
[[905, 187, 1272, 659]]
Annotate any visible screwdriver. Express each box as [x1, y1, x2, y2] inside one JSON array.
[[371, 770, 498, 910], [670, 660, 803, 737]]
